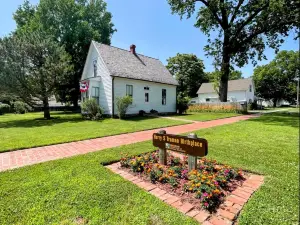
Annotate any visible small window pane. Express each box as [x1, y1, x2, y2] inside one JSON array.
[[145, 93, 149, 102], [126, 85, 133, 97], [93, 60, 97, 77], [162, 89, 166, 105]]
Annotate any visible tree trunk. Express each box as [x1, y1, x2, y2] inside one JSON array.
[[43, 97, 50, 119], [219, 36, 231, 102]]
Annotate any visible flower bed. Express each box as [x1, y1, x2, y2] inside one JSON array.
[[120, 150, 244, 211]]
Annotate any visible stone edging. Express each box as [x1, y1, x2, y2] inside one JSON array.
[[106, 162, 264, 225]]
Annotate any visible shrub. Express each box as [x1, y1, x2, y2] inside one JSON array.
[[248, 99, 258, 110], [150, 109, 158, 114], [0, 104, 10, 115], [139, 110, 146, 116], [177, 92, 190, 114], [81, 99, 103, 120], [13, 101, 32, 114], [116, 96, 132, 119]]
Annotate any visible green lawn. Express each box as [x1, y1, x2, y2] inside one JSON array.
[[166, 112, 240, 121], [0, 112, 298, 224], [0, 112, 188, 153]]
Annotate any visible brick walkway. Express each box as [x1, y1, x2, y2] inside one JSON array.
[[0, 114, 259, 172]]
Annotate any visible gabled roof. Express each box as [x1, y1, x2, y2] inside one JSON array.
[[93, 41, 178, 86], [197, 78, 253, 94]]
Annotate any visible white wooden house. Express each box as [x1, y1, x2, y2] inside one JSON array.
[[80, 41, 178, 116], [197, 78, 255, 103]]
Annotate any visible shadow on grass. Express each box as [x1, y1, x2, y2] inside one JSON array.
[[0, 115, 89, 129], [251, 112, 299, 128]]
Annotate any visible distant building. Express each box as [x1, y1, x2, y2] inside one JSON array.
[[196, 78, 255, 103]]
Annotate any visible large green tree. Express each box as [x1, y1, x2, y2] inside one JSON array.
[[0, 31, 72, 119], [14, 0, 115, 107], [206, 67, 243, 82], [168, 0, 299, 102], [253, 50, 299, 107], [166, 53, 207, 97]]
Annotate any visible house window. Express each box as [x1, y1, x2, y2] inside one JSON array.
[[126, 85, 133, 98], [162, 89, 166, 105], [92, 87, 99, 104], [206, 98, 210, 102], [249, 85, 252, 92], [145, 93, 149, 102], [93, 60, 97, 77]]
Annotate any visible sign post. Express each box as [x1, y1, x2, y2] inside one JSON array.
[[158, 130, 167, 165], [153, 131, 208, 171], [187, 133, 198, 171]]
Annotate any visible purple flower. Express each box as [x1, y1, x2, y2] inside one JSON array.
[[204, 202, 209, 207], [203, 192, 208, 197]]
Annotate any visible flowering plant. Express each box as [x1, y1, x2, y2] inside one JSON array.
[[120, 150, 243, 210]]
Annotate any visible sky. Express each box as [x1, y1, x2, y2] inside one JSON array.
[[1, 0, 298, 77]]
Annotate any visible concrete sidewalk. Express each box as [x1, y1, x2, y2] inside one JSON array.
[[0, 114, 259, 172]]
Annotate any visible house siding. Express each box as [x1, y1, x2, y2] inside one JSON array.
[[81, 42, 112, 114], [198, 91, 247, 103], [113, 77, 176, 115]]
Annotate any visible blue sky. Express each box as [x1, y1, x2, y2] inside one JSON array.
[[1, 0, 298, 77]]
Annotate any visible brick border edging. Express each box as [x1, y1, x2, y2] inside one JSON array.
[[106, 162, 264, 225]]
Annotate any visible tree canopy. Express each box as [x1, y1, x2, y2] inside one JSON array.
[[206, 67, 243, 82], [14, 0, 115, 106], [0, 31, 72, 119], [166, 53, 207, 97], [253, 50, 299, 106], [168, 0, 299, 101]]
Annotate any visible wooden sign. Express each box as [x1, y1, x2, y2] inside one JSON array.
[[153, 133, 208, 157]]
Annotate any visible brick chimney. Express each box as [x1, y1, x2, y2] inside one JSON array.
[[130, 44, 136, 54]]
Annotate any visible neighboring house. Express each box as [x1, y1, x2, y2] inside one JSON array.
[[197, 78, 255, 103], [80, 41, 178, 116]]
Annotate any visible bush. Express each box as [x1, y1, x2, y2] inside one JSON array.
[[139, 110, 146, 116], [0, 104, 10, 115], [248, 99, 258, 110], [150, 109, 158, 114], [81, 99, 103, 120], [116, 96, 132, 119], [13, 101, 32, 114], [177, 93, 190, 114]]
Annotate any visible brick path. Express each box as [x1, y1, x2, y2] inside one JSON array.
[[0, 114, 259, 172]]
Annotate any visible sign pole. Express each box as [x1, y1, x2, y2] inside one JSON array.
[[158, 130, 167, 165], [187, 133, 198, 171]]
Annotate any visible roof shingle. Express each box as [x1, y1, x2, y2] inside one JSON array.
[[94, 42, 178, 86]]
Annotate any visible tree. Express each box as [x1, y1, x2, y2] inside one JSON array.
[[206, 67, 243, 82], [14, 0, 115, 107], [253, 50, 298, 107], [0, 31, 72, 119], [166, 53, 207, 97], [168, 0, 299, 101]]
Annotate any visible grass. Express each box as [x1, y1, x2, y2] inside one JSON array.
[[0, 141, 198, 225], [0, 112, 298, 224], [0, 111, 188, 153], [166, 112, 240, 121]]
